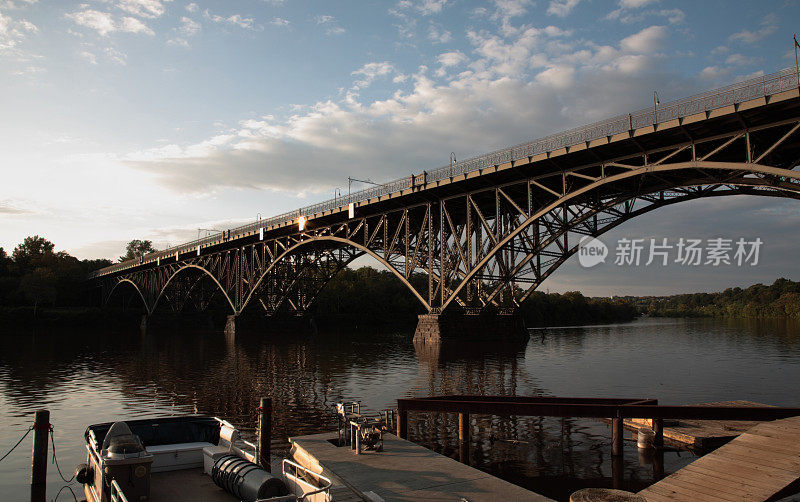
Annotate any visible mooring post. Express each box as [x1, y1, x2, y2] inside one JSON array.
[[611, 410, 623, 457], [258, 398, 272, 472], [397, 407, 408, 440], [652, 418, 664, 448], [458, 412, 470, 465], [612, 455, 624, 489], [30, 409, 49, 502]]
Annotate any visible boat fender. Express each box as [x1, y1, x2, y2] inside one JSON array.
[[75, 463, 93, 484], [211, 454, 288, 501]]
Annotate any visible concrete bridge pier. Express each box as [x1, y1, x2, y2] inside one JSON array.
[[140, 314, 149, 332], [413, 311, 529, 344], [224, 315, 237, 338]]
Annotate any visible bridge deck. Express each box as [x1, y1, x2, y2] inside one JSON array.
[[637, 415, 800, 501], [289, 432, 553, 502]]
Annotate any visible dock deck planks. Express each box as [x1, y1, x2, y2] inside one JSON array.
[[289, 432, 554, 502], [638, 416, 800, 501], [626, 400, 777, 450]]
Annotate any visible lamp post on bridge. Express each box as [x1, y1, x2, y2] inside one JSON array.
[[653, 91, 660, 125], [348, 177, 380, 199]]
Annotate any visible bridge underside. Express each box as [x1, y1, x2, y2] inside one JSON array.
[[96, 90, 800, 341]]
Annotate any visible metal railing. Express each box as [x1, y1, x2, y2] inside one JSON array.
[[91, 66, 800, 279], [109, 479, 130, 502], [254, 459, 332, 502]]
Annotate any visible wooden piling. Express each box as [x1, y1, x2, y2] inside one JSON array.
[[258, 398, 272, 472], [30, 409, 49, 502], [652, 418, 663, 447], [612, 411, 623, 457], [458, 412, 470, 465], [397, 408, 408, 439]]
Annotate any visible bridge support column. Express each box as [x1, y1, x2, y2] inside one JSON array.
[[224, 315, 237, 338], [413, 311, 529, 344], [140, 314, 148, 332]]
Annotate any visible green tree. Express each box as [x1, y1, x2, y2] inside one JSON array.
[[119, 240, 156, 262], [0, 247, 10, 276], [12, 235, 55, 272], [20, 267, 57, 316]]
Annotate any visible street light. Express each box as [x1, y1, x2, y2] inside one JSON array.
[[653, 91, 660, 124], [348, 176, 380, 198]]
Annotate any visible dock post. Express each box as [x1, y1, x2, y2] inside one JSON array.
[[258, 398, 272, 472], [611, 410, 623, 457], [652, 418, 663, 447], [30, 409, 49, 502], [458, 412, 470, 465], [612, 455, 624, 489], [397, 407, 408, 439]]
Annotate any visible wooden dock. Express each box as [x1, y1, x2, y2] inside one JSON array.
[[288, 432, 554, 501], [638, 415, 800, 501], [623, 400, 776, 451]]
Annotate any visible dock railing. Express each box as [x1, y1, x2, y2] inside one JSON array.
[[396, 395, 800, 460]]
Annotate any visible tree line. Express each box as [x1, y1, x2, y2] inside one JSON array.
[[630, 278, 800, 319], [0, 236, 111, 317], [5, 234, 796, 326]]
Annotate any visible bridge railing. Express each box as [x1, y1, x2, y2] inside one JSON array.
[[90, 66, 800, 279]]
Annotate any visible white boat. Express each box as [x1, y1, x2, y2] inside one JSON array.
[[75, 415, 332, 502]]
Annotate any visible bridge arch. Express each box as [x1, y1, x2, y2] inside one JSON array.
[[152, 264, 237, 314], [240, 236, 431, 314], [441, 161, 800, 311], [105, 278, 149, 312]]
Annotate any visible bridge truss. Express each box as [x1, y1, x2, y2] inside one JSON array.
[[96, 81, 800, 329]]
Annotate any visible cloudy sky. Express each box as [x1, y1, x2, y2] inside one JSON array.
[[1, 0, 799, 296]]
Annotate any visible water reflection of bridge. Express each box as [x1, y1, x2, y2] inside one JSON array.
[[89, 69, 800, 341]]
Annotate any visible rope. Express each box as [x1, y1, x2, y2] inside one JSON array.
[[49, 426, 75, 483], [0, 426, 33, 463], [52, 484, 79, 502]]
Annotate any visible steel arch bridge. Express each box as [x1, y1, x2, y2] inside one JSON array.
[[91, 69, 800, 339]]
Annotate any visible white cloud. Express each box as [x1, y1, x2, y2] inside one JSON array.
[[618, 0, 657, 7], [427, 22, 451, 43], [492, 0, 532, 19], [270, 17, 290, 27], [315, 14, 345, 35], [185, 2, 198, 13], [105, 46, 127, 65], [547, 0, 580, 17], [203, 9, 257, 30], [729, 14, 778, 44], [65, 9, 154, 36], [65, 10, 116, 36], [351, 61, 396, 89], [79, 50, 97, 64], [725, 53, 759, 66], [658, 9, 684, 25], [0, 8, 38, 55], [620, 25, 666, 53], [123, 22, 676, 197], [120, 16, 154, 35], [116, 0, 171, 19], [535, 64, 575, 88], [437, 51, 467, 67], [393, 0, 449, 16], [178, 16, 200, 36]]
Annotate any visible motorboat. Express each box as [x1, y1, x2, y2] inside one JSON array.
[[75, 415, 332, 502]]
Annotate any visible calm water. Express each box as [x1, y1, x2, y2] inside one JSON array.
[[1, 317, 799, 501]]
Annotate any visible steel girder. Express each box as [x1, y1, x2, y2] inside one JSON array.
[[101, 116, 800, 317]]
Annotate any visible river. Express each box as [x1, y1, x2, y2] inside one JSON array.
[[1, 317, 799, 501]]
